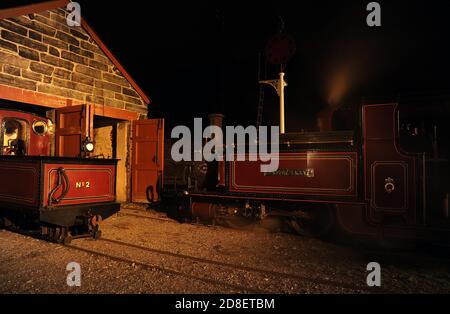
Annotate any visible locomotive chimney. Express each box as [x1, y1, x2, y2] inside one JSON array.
[[206, 114, 225, 190], [317, 106, 334, 132], [208, 113, 224, 129]]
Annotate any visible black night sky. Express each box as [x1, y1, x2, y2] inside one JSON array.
[[5, 1, 450, 130]]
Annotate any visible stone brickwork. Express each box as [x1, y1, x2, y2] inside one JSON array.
[[93, 126, 113, 159], [0, 8, 148, 117]]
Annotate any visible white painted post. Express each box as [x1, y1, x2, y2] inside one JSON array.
[[259, 72, 288, 134], [279, 72, 286, 134]]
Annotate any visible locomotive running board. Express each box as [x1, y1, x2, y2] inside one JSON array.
[[186, 192, 366, 205]]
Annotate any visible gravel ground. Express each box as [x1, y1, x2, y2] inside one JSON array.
[[1, 204, 450, 294]]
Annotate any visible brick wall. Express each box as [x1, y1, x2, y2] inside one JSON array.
[[0, 8, 148, 118]]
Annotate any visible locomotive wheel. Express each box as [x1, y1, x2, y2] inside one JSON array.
[[47, 226, 70, 243], [0, 216, 12, 229], [54, 227, 63, 243], [47, 227, 59, 242], [63, 235, 73, 245], [288, 206, 335, 238], [93, 229, 102, 240]]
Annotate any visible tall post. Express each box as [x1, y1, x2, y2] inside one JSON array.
[[259, 72, 287, 134], [279, 72, 285, 134]]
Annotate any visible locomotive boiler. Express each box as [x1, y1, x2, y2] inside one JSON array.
[[162, 100, 450, 244], [0, 109, 120, 243]]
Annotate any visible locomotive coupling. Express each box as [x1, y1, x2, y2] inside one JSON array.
[[89, 215, 103, 228]]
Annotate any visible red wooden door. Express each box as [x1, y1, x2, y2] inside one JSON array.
[[55, 105, 92, 157], [131, 119, 164, 203]]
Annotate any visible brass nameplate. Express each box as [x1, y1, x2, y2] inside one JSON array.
[[264, 168, 315, 177]]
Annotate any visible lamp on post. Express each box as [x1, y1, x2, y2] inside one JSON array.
[[259, 27, 296, 135], [82, 137, 95, 157]]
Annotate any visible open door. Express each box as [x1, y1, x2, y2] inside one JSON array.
[[55, 104, 93, 157], [131, 119, 164, 203]]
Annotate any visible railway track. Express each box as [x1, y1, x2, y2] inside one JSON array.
[[118, 211, 176, 224], [66, 236, 381, 294], [65, 242, 263, 293], [120, 210, 450, 261]]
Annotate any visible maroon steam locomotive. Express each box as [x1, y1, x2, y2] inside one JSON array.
[[163, 100, 450, 244], [0, 109, 120, 243]]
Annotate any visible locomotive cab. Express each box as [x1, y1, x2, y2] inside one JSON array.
[[397, 102, 450, 225], [0, 111, 52, 157], [2, 118, 27, 156]]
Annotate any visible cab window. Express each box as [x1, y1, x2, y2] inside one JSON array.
[[1, 118, 28, 156]]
